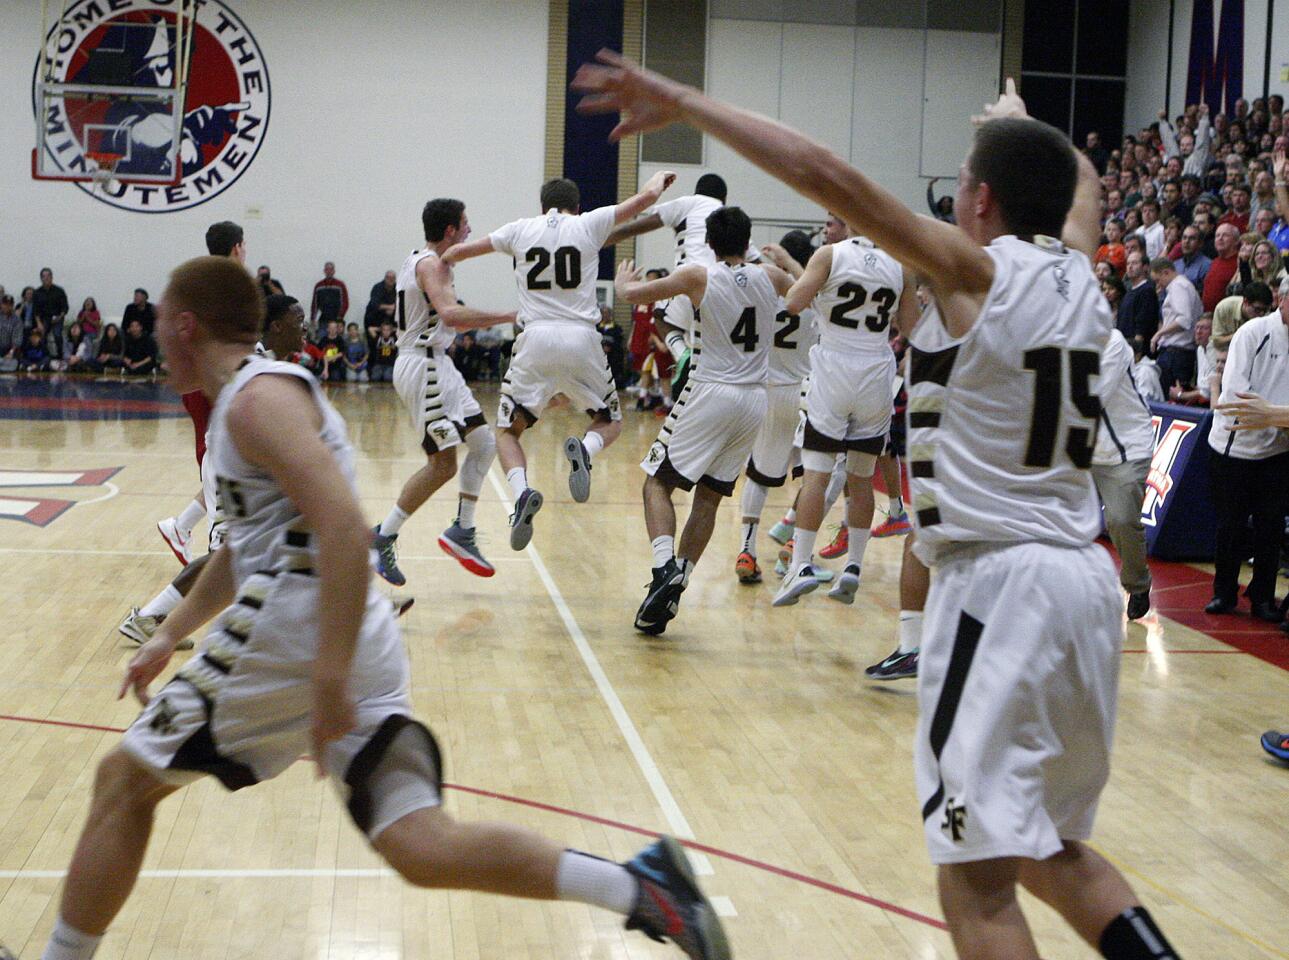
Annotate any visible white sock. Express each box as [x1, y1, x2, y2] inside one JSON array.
[[42, 916, 102, 960], [846, 527, 872, 567], [583, 431, 605, 460], [507, 467, 528, 498], [456, 497, 477, 530], [665, 330, 687, 362], [783, 506, 797, 524], [139, 584, 182, 619], [651, 535, 674, 568], [176, 498, 204, 537], [379, 505, 409, 538], [555, 850, 638, 915], [898, 610, 923, 654], [741, 520, 758, 556], [792, 529, 817, 570], [889, 495, 905, 519]]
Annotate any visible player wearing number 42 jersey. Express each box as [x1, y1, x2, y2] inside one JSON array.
[[617, 206, 795, 635], [442, 171, 677, 550], [371, 199, 516, 588]]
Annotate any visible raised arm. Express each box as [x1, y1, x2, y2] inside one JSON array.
[[1274, 149, 1289, 225], [759, 261, 795, 297], [759, 243, 806, 279], [419, 257, 515, 330], [605, 212, 665, 248], [1158, 112, 1180, 160], [573, 51, 993, 297], [784, 245, 833, 315], [441, 237, 498, 266], [613, 170, 676, 225], [616, 260, 706, 306]]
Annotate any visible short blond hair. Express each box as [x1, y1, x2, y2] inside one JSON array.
[[166, 256, 263, 344]]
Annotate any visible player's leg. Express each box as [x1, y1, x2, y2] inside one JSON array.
[[373, 447, 458, 586], [563, 330, 625, 503], [119, 551, 209, 649], [737, 477, 769, 583], [1091, 459, 1153, 620], [636, 473, 689, 634], [1018, 842, 1181, 958], [872, 448, 912, 537], [817, 462, 852, 560], [866, 532, 925, 679], [42, 749, 180, 959], [678, 483, 724, 568], [496, 332, 553, 548], [434, 417, 497, 576], [773, 459, 829, 605], [828, 450, 878, 604], [938, 858, 1041, 960]]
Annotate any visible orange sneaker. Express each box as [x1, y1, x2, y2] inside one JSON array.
[[872, 514, 912, 538], [778, 538, 794, 565], [819, 525, 848, 559], [735, 551, 762, 584]]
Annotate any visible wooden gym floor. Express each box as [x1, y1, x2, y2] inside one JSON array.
[[0, 376, 1286, 959]]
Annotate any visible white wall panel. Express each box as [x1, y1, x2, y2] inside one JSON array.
[[921, 30, 1000, 178]]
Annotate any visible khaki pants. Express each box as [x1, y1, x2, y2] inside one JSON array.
[[1091, 458, 1152, 595]]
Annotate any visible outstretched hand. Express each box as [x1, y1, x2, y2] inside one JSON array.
[[1215, 391, 1289, 430], [972, 77, 1028, 126], [572, 50, 686, 142], [118, 635, 177, 706], [615, 258, 643, 294]]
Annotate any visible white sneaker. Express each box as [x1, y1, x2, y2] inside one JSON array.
[[118, 607, 193, 649], [157, 517, 192, 566], [773, 565, 820, 607], [828, 563, 861, 604]]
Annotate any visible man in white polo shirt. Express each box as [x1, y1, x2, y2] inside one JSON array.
[[1149, 257, 1203, 390]]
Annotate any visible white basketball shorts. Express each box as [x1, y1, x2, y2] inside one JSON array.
[[915, 540, 1122, 865], [121, 572, 442, 840], [797, 346, 895, 454], [746, 382, 804, 487], [497, 322, 621, 427], [642, 380, 766, 496], [394, 348, 485, 453]]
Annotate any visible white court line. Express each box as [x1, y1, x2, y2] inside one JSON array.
[[74, 482, 119, 507], [485, 469, 714, 877], [0, 547, 526, 563]]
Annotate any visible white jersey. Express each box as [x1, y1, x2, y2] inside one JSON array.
[[692, 260, 778, 386], [1093, 330, 1155, 466], [395, 248, 453, 352], [768, 303, 817, 385], [654, 194, 722, 269], [813, 237, 905, 355], [905, 235, 1112, 565], [489, 206, 615, 326]]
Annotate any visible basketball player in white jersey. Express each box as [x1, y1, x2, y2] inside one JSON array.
[[576, 60, 1182, 959], [733, 229, 816, 584], [605, 173, 729, 391], [371, 199, 514, 585], [29, 257, 728, 960], [772, 222, 917, 607], [616, 206, 794, 635], [442, 171, 676, 549]]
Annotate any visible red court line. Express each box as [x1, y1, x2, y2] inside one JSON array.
[[0, 711, 948, 932]]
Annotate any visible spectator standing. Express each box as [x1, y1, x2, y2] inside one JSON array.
[[364, 270, 397, 353], [1118, 249, 1161, 348], [76, 297, 101, 338], [256, 265, 285, 299], [92, 323, 125, 372], [343, 322, 368, 381], [1210, 282, 1274, 353], [1192, 210, 1219, 258], [1173, 225, 1212, 288], [1219, 182, 1252, 232], [1251, 170, 1278, 218], [369, 320, 398, 382], [1095, 220, 1127, 275], [1203, 223, 1242, 310], [1084, 130, 1110, 173], [925, 178, 955, 222], [1205, 303, 1289, 620], [1150, 258, 1202, 388], [1136, 200, 1166, 259], [32, 268, 68, 359], [121, 318, 157, 376], [0, 296, 22, 372], [121, 289, 156, 336], [310, 261, 349, 334]]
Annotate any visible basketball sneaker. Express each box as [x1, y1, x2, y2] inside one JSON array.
[[818, 525, 848, 559], [372, 525, 406, 586], [1261, 730, 1289, 762], [157, 516, 192, 566], [766, 518, 794, 545], [509, 488, 543, 550], [1126, 589, 1151, 621], [119, 608, 193, 650], [865, 648, 918, 681], [773, 565, 820, 606], [778, 538, 794, 565], [773, 556, 834, 582], [872, 513, 912, 538], [623, 836, 730, 960], [635, 559, 686, 635], [564, 436, 593, 503], [828, 563, 861, 604], [735, 551, 761, 584], [438, 523, 495, 577]]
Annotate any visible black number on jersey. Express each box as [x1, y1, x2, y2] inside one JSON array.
[[215, 476, 248, 519], [731, 306, 760, 353], [1022, 347, 1102, 468], [524, 246, 581, 290], [829, 281, 896, 332], [774, 310, 801, 348], [396, 290, 407, 332]]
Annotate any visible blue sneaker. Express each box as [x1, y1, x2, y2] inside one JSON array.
[[1261, 730, 1289, 763], [623, 836, 730, 960], [438, 522, 495, 577], [767, 519, 794, 545], [372, 525, 406, 586]]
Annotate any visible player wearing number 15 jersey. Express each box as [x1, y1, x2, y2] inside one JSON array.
[[774, 225, 917, 607], [443, 171, 676, 550]]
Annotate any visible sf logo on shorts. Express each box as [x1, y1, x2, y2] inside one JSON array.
[[430, 422, 453, 444], [942, 797, 968, 842], [147, 696, 178, 736], [646, 442, 665, 465]]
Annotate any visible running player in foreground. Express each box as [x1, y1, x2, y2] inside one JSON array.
[[24, 256, 727, 960], [574, 56, 1182, 960]]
